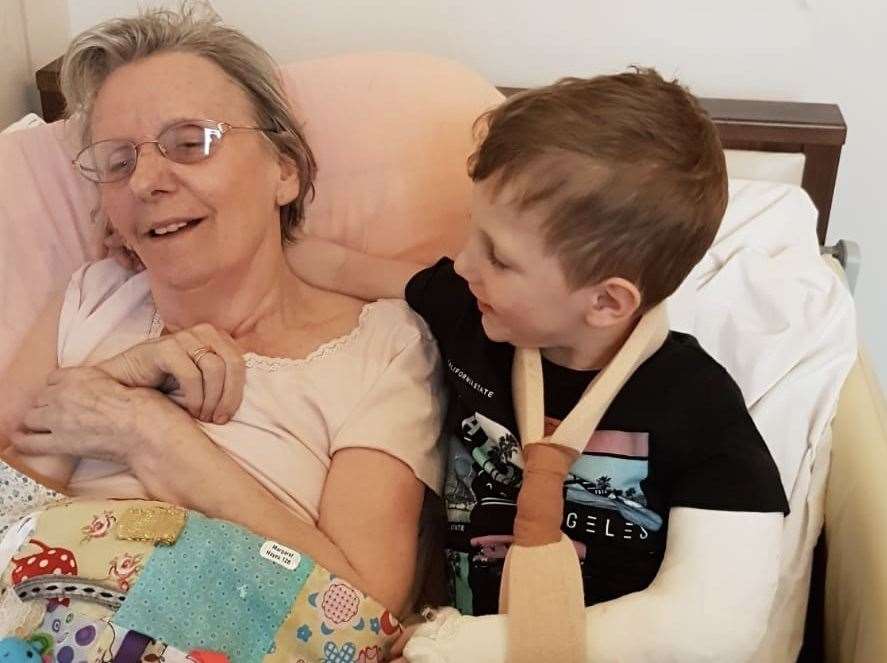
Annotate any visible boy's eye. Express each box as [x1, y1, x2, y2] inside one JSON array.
[[487, 247, 507, 270]]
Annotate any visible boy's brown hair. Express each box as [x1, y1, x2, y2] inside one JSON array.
[[468, 68, 728, 308]]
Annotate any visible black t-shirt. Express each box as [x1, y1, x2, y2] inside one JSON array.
[[406, 258, 789, 617]]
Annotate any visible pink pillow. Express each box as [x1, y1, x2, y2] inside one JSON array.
[[285, 52, 502, 262], [0, 119, 103, 371], [0, 52, 502, 371]]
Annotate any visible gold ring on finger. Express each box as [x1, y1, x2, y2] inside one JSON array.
[[189, 346, 213, 364]]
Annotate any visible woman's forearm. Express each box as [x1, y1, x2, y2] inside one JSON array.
[[128, 405, 367, 592], [1, 433, 77, 492]]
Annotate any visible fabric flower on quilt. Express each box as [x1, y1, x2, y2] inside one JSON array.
[[309, 579, 367, 635], [320, 641, 357, 663], [356, 644, 382, 663], [378, 611, 401, 637], [105, 552, 143, 592], [363, 611, 402, 638], [368, 617, 380, 635], [81, 511, 117, 542]]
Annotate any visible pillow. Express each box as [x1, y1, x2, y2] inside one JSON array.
[[0, 52, 502, 372], [284, 52, 502, 262], [0, 119, 103, 372], [1, 113, 47, 134]]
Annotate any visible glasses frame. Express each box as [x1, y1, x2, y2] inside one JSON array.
[[72, 119, 279, 183]]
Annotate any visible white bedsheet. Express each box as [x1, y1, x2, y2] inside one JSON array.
[[668, 178, 858, 661]]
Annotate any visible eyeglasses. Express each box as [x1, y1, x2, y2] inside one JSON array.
[[72, 119, 278, 183]]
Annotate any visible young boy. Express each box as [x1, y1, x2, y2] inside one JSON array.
[[289, 69, 789, 659]]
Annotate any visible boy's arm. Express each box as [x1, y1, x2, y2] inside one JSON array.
[[402, 508, 782, 663], [287, 235, 427, 300]]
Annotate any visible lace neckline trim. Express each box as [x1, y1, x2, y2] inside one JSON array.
[[148, 301, 377, 372]]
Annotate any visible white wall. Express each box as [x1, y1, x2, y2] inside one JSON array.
[[43, 1, 887, 383], [0, 0, 36, 127], [24, 0, 71, 73]]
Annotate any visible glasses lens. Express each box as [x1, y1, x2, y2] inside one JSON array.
[[160, 122, 223, 164], [77, 140, 136, 182]]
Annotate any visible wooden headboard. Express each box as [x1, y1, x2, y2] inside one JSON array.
[[498, 87, 847, 245]]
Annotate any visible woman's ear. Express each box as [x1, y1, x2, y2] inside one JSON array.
[[583, 277, 642, 328], [275, 154, 301, 206], [103, 222, 145, 272]]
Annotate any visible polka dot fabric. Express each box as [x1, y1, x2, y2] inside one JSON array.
[[0, 460, 63, 539], [34, 602, 108, 663], [112, 513, 314, 663]]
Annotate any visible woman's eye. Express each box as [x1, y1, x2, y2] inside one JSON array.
[[107, 150, 132, 173], [173, 136, 207, 152], [108, 158, 130, 173]]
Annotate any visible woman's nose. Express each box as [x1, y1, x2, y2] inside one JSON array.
[[127, 143, 176, 200]]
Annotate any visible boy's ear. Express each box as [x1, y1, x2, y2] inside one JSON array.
[[583, 277, 642, 327], [275, 153, 301, 206]]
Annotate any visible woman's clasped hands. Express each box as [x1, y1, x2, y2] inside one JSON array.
[[12, 324, 246, 463]]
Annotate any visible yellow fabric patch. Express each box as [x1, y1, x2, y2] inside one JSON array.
[[117, 505, 186, 545], [4, 499, 157, 592]]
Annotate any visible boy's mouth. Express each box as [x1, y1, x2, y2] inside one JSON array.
[[469, 285, 493, 314]]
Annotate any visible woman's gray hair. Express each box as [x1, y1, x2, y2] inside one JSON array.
[[60, 1, 316, 242]]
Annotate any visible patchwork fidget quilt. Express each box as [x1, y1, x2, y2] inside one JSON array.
[[0, 462, 399, 663]]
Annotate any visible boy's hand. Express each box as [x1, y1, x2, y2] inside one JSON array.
[[387, 622, 421, 660], [97, 324, 246, 424]]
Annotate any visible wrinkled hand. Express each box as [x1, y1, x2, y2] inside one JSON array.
[[98, 323, 246, 424], [11, 365, 169, 464]]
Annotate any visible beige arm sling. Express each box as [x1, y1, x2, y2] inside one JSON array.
[[500, 303, 669, 662]]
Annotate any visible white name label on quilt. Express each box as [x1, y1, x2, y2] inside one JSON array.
[[260, 540, 302, 570]]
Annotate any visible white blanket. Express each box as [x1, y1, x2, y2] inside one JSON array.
[[668, 178, 858, 661]]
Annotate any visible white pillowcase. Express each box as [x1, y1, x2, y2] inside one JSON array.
[[0, 113, 46, 135]]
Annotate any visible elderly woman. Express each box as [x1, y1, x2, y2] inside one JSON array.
[[0, 5, 443, 653]]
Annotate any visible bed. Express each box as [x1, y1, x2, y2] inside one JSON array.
[[685, 95, 885, 663], [2, 53, 885, 663]]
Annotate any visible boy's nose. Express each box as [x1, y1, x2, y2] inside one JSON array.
[[454, 247, 474, 281]]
